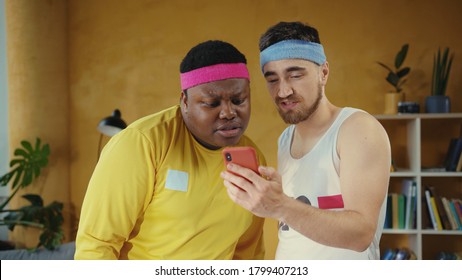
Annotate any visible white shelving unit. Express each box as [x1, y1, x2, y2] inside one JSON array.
[[375, 113, 462, 260]]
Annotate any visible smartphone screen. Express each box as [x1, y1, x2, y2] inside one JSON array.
[[222, 146, 259, 174]]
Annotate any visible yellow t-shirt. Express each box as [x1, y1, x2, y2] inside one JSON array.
[[75, 105, 266, 259]]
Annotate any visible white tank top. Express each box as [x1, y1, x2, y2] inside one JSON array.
[[275, 107, 386, 260]]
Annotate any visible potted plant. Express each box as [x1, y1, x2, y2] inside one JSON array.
[[0, 138, 64, 250], [425, 47, 454, 113], [377, 44, 411, 114]]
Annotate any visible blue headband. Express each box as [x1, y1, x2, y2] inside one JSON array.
[[259, 40, 327, 72]]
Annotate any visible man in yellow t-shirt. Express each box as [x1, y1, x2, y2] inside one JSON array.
[[75, 40, 266, 260]]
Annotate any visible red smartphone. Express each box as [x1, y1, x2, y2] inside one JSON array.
[[222, 146, 260, 174]]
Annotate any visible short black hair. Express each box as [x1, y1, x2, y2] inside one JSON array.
[[180, 40, 247, 73], [259, 21, 321, 52]]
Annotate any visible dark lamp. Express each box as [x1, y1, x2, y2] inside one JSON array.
[[97, 109, 127, 136]]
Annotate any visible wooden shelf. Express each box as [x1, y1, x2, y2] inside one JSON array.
[[376, 113, 462, 260]]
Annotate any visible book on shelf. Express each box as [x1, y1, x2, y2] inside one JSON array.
[[427, 186, 451, 230], [456, 150, 462, 172], [391, 193, 399, 229], [454, 199, 462, 227], [443, 138, 462, 171], [398, 193, 405, 229], [448, 199, 462, 230], [424, 188, 440, 230], [410, 182, 417, 229], [401, 179, 417, 229], [384, 194, 392, 229], [421, 195, 432, 229], [442, 197, 458, 230], [430, 196, 443, 230]]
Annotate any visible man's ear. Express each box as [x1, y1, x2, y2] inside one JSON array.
[[180, 91, 188, 112], [320, 62, 329, 85]]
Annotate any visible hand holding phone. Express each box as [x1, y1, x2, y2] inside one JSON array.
[[222, 146, 260, 175]]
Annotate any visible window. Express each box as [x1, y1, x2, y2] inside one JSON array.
[[0, 0, 10, 240]]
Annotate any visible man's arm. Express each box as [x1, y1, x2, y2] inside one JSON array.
[[75, 128, 155, 259], [222, 112, 390, 252]]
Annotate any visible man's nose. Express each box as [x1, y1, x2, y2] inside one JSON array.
[[219, 103, 236, 119], [278, 80, 293, 98]]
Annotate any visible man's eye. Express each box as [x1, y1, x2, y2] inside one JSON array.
[[232, 98, 245, 105], [203, 101, 220, 107], [290, 74, 302, 79], [267, 78, 278, 84]]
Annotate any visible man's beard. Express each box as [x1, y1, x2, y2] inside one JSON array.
[[276, 84, 323, 124]]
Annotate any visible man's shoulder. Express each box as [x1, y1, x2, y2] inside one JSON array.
[[129, 105, 181, 131], [341, 107, 380, 128], [339, 107, 389, 145]]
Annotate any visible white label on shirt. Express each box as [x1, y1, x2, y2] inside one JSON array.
[[165, 169, 189, 192]]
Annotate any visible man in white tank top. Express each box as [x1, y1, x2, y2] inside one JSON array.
[[221, 22, 391, 259]]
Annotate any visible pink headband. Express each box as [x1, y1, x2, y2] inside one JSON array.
[[180, 63, 249, 91]]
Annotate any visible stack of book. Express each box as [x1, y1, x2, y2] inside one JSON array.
[[423, 185, 462, 230], [384, 179, 417, 230]]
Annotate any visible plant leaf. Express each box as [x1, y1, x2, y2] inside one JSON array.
[[0, 171, 13, 186], [377, 62, 393, 73], [441, 51, 454, 96], [34, 138, 42, 151], [9, 159, 22, 168], [397, 67, 410, 78], [22, 194, 44, 207], [21, 140, 34, 154], [42, 144, 50, 157], [386, 73, 399, 87], [395, 44, 409, 69], [432, 47, 454, 96], [14, 148, 29, 159], [22, 167, 33, 188]]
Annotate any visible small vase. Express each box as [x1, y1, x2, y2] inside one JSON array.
[[384, 92, 402, 114], [425, 96, 451, 113]]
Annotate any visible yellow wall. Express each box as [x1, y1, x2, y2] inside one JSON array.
[[5, 0, 71, 248], [5, 0, 462, 258]]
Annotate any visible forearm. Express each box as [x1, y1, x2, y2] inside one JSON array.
[[278, 196, 376, 252]]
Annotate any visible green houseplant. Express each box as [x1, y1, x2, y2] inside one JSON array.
[[377, 44, 411, 94], [377, 44, 411, 114], [0, 138, 64, 250], [425, 47, 454, 113]]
